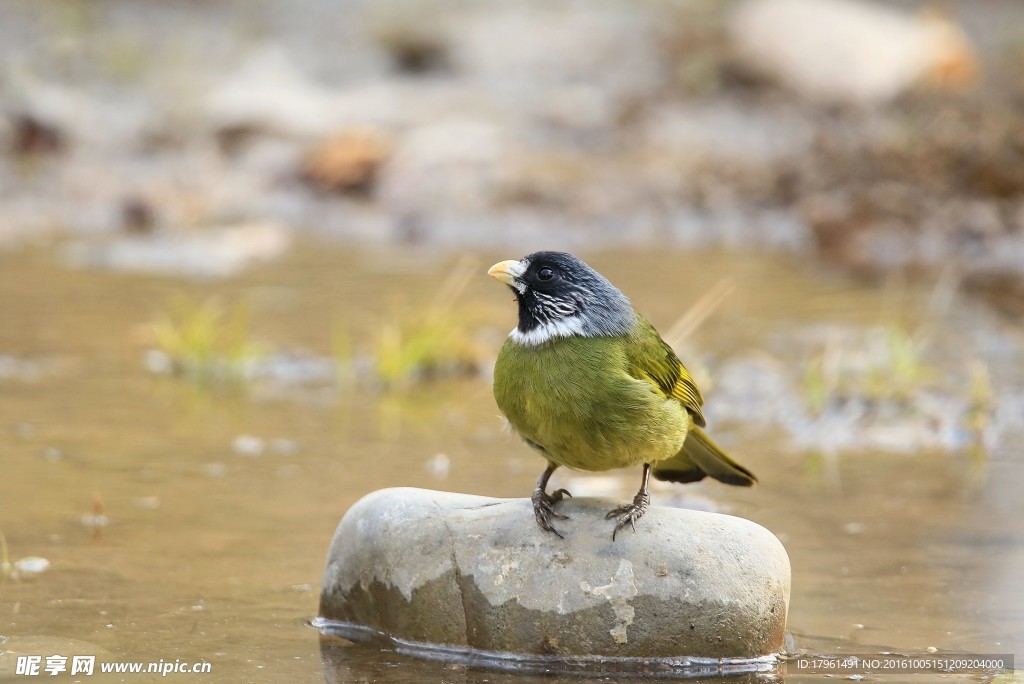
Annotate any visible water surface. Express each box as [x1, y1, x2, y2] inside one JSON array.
[[1, 241, 1021, 682]]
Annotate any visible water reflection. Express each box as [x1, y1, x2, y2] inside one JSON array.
[[318, 630, 774, 683]]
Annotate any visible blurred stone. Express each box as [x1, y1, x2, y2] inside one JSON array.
[[121, 197, 156, 234], [561, 473, 629, 499], [203, 462, 228, 478], [378, 119, 517, 213], [79, 513, 109, 528], [641, 102, 813, 166], [423, 453, 450, 479], [669, 207, 811, 253], [133, 496, 161, 510], [205, 46, 500, 140], [5, 75, 158, 152], [62, 223, 291, 279], [206, 47, 343, 138], [302, 129, 393, 195], [966, 271, 1024, 319], [232, 434, 265, 457], [706, 355, 802, 428], [143, 349, 174, 375], [448, 5, 665, 128], [369, 7, 451, 75], [334, 81, 500, 131], [0, 356, 42, 382], [730, 0, 978, 104], [10, 557, 50, 580], [270, 439, 300, 456], [244, 352, 338, 386], [9, 113, 64, 156], [41, 448, 62, 462], [320, 488, 790, 659]]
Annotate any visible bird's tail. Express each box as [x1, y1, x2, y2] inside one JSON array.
[[653, 426, 757, 486]]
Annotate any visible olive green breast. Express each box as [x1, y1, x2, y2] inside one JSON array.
[[493, 334, 689, 471]]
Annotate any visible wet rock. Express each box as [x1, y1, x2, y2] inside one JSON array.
[[320, 488, 790, 659]]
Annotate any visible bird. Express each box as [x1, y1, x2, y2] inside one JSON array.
[[488, 251, 757, 540]]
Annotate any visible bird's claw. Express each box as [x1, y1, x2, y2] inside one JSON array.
[[606, 490, 651, 541], [532, 487, 572, 538]]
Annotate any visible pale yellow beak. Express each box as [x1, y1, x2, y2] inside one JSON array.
[[487, 260, 524, 287]]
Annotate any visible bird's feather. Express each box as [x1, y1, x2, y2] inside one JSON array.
[[626, 317, 707, 427], [655, 426, 757, 486]]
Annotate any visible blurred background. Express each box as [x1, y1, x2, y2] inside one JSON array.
[[1, 0, 1023, 681]]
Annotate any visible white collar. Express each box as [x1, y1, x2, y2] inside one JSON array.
[[507, 316, 586, 346]]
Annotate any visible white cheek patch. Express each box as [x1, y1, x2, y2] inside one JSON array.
[[508, 316, 586, 346], [508, 259, 528, 293]]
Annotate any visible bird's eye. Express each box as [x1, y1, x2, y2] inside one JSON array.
[[537, 267, 555, 281]]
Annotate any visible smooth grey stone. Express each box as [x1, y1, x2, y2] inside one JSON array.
[[320, 488, 790, 659]]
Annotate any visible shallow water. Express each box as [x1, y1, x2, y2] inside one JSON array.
[[1, 240, 1022, 683]]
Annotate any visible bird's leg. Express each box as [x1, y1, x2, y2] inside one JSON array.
[[606, 463, 652, 541], [532, 462, 572, 538]]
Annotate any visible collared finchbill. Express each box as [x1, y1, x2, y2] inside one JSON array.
[[487, 260, 526, 286], [488, 250, 757, 539]]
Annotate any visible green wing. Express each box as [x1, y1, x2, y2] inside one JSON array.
[[626, 316, 707, 427]]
